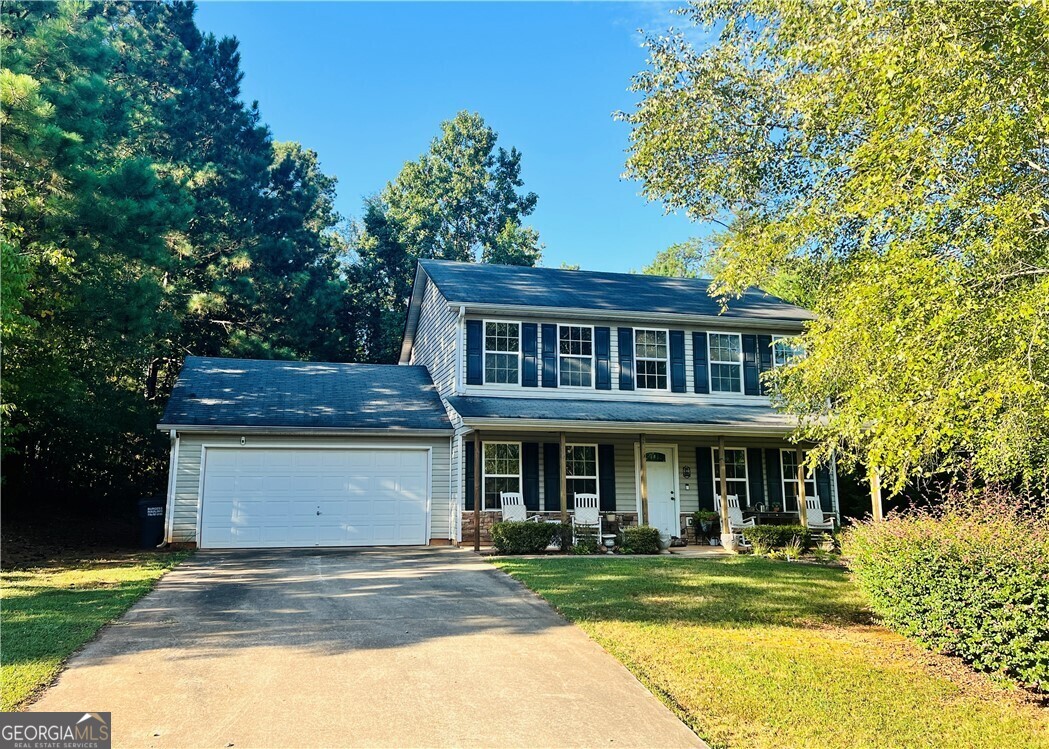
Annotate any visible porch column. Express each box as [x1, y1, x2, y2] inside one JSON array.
[[717, 437, 731, 543], [639, 433, 649, 525], [559, 431, 568, 523], [796, 446, 809, 526], [473, 430, 482, 551], [870, 469, 884, 522]]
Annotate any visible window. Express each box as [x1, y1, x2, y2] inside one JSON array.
[[483, 442, 521, 510], [711, 447, 749, 507], [781, 449, 817, 512], [484, 321, 520, 384], [772, 335, 804, 367], [634, 329, 668, 389], [558, 325, 593, 387], [708, 332, 742, 393], [565, 444, 598, 503]]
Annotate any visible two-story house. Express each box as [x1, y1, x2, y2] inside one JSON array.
[[159, 259, 838, 548]]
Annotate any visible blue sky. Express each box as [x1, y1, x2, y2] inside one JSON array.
[[193, 1, 709, 272]]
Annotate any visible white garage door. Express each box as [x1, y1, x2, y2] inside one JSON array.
[[199, 448, 429, 548]]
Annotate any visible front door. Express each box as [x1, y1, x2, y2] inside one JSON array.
[[643, 447, 677, 541]]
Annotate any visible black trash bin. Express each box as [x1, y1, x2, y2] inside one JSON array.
[[137, 496, 166, 548]]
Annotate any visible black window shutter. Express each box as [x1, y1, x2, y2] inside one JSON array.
[[757, 334, 773, 395], [696, 447, 715, 511], [543, 442, 561, 511], [816, 464, 833, 514], [464, 440, 475, 511], [598, 444, 616, 512], [541, 323, 558, 388], [669, 330, 686, 392], [521, 323, 538, 387], [742, 334, 760, 396], [594, 327, 611, 390], [765, 448, 783, 507], [692, 332, 709, 394], [618, 327, 634, 390], [522, 442, 540, 510], [466, 320, 483, 385], [746, 448, 765, 507]]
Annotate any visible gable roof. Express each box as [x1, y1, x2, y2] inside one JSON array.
[[159, 357, 452, 433], [418, 259, 813, 321]]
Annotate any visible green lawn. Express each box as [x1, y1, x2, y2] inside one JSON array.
[[0, 552, 188, 710], [493, 556, 1049, 749]]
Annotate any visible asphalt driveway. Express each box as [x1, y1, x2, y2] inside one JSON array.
[[30, 548, 704, 748]]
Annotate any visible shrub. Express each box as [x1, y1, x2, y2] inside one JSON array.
[[743, 524, 813, 552], [490, 521, 557, 555], [554, 521, 574, 551], [842, 493, 1049, 691], [622, 525, 662, 554], [571, 537, 601, 555]]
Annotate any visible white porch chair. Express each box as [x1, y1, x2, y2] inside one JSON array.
[[726, 495, 757, 533], [571, 493, 602, 543], [499, 492, 534, 522], [803, 496, 835, 532]]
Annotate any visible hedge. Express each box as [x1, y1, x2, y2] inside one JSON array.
[[622, 525, 662, 554], [743, 524, 813, 551], [490, 521, 558, 554], [842, 495, 1049, 691]]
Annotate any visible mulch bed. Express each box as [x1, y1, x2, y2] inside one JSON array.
[[1, 516, 146, 570]]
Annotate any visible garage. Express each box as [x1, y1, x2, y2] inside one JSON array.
[[199, 447, 430, 548], [159, 358, 454, 547]]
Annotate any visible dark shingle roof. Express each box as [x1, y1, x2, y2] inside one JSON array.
[[160, 357, 452, 431], [445, 396, 796, 431], [420, 259, 812, 321]]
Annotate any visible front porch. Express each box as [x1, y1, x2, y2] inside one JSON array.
[[456, 429, 840, 547]]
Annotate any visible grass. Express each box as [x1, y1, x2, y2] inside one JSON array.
[[492, 556, 1049, 749], [0, 551, 189, 710]]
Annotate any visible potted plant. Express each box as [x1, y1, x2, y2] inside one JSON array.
[[691, 510, 719, 539]]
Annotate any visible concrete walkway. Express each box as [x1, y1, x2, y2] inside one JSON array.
[[30, 548, 705, 749]]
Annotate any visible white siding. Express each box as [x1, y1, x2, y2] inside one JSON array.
[[169, 433, 452, 544], [410, 279, 459, 397]]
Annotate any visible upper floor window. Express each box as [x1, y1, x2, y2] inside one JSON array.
[[484, 321, 519, 384], [712, 447, 749, 506], [708, 332, 742, 393], [772, 335, 804, 367], [484, 442, 521, 510], [558, 325, 593, 387], [634, 329, 668, 390]]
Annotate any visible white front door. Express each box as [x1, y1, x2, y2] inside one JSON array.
[[642, 447, 678, 541], [199, 447, 429, 549]]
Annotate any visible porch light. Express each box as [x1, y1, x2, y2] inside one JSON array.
[[682, 465, 692, 479]]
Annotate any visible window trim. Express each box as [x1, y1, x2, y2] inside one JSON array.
[[482, 440, 523, 512], [564, 442, 600, 506], [633, 327, 671, 391], [556, 323, 596, 389], [707, 331, 744, 394], [780, 448, 817, 511], [482, 318, 522, 386], [710, 446, 749, 506], [771, 334, 804, 368]]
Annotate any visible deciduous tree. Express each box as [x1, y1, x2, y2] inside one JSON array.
[[622, 1, 1049, 491]]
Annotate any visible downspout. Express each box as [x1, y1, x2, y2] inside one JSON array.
[[455, 305, 465, 395], [160, 429, 179, 546], [448, 433, 455, 542]]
